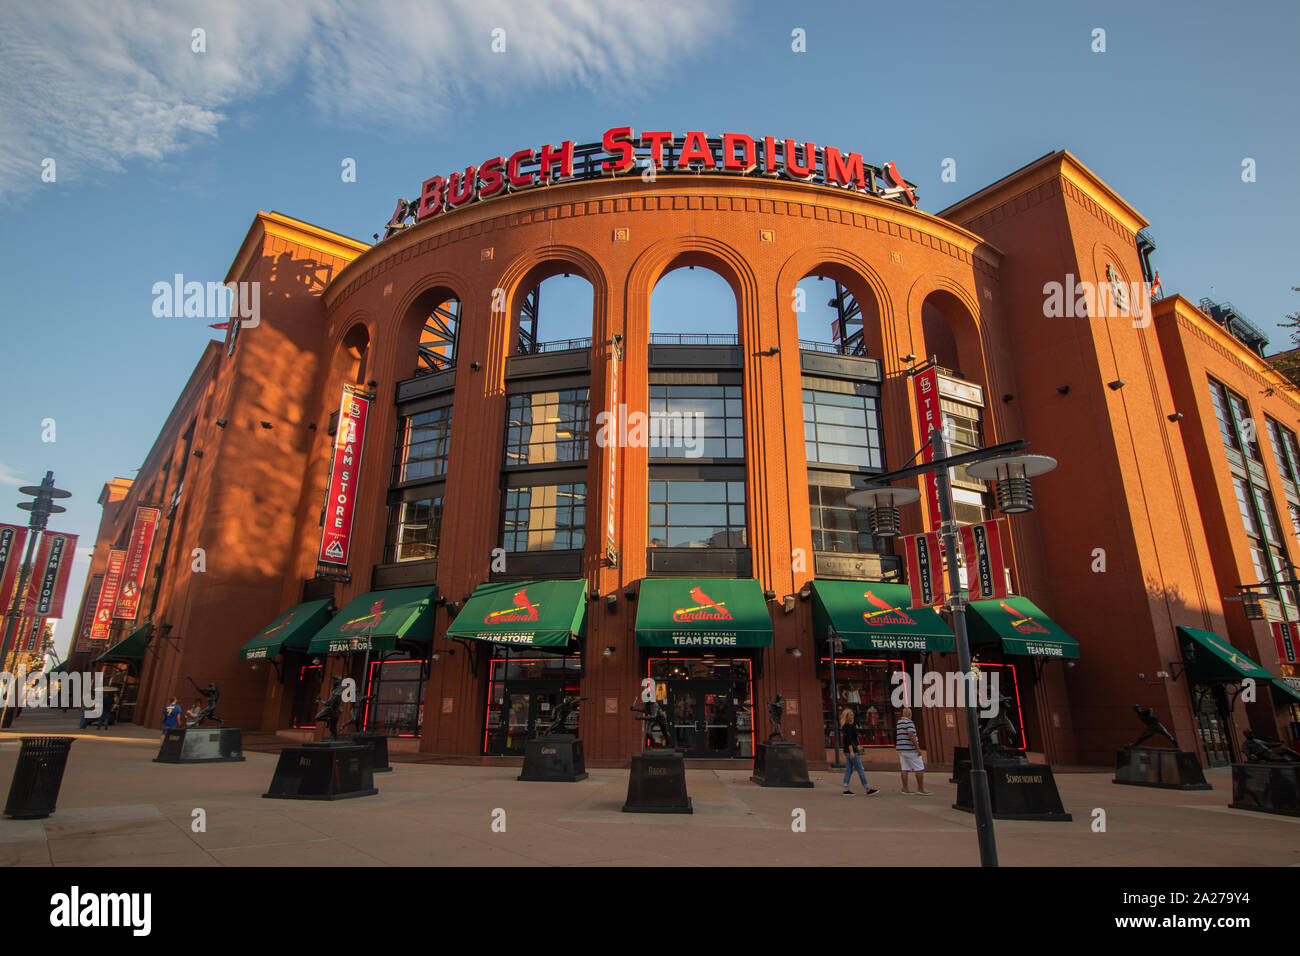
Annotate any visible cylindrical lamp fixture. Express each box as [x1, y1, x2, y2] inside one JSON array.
[[844, 486, 922, 539], [1242, 592, 1266, 620], [966, 454, 1058, 515]]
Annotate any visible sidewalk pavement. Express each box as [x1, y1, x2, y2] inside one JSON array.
[[1, 712, 1296, 867]]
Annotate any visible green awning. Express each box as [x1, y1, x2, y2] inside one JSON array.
[[966, 596, 1081, 659], [445, 579, 587, 647], [93, 623, 152, 664], [1270, 675, 1300, 707], [1177, 627, 1273, 683], [307, 587, 437, 654], [635, 578, 773, 648], [811, 581, 954, 652], [239, 599, 334, 661]]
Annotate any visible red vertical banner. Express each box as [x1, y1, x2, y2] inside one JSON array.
[[113, 508, 159, 620], [92, 550, 127, 641], [959, 519, 1009, 600], [903, 531, 946, 609], [318, 385, 373, 567], [22, 617, 46, 654], [0, 523, 29, 613], [1272, 622, 1297, 663], [912, 366, 942, 528], [26, 531, 78, 618], [605, 339, 620, 567], [75, 574, 103, 652]]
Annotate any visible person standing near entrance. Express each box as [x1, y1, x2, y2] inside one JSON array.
[[896, 706, 930, 794], [162, 697, 182, 731], [840, 706, 879, 795]]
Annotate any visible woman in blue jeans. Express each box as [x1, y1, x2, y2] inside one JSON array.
[[841, 706, 879, 795]]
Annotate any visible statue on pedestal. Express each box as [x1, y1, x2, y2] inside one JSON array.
[[341, 690, 375, 735], [316, 676, 345, 740], [630, 700, 674, 750], [186, 678, 223, 728], [979, 695, 1020, 760], [767, 694, 784, 741], [545, 696, 591, 736], [1127, 705, 1179, 749], [1243, 728, 1300, 762]]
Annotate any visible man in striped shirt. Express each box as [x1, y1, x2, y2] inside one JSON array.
[[895, 706, 930, 794]]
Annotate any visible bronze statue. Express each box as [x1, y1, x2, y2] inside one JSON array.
[[185, 677, 223, 728], [1128, 705, 1179, 749], [1242, 728, 1300, 762], [978, 695, 1020, 759], [545, 696, 591, 736], [316, 676, 345, 739], [630, 700, 674, 750], [767, 694, 784, 741], [341, 690, 375, 735]]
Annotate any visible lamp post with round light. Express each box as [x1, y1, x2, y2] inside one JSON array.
[[847, 429, 1056, 868]]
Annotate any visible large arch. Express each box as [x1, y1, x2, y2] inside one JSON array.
[[392, 275, 468, 378]]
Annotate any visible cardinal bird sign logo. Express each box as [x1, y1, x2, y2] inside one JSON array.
[[485, 589, 542, 624], [861, 590, 914, 627], [262, 611, 296, 639], [672, 586, 734, 623], [1001, 600, 1048, 634], [340, 599, 386, 631]]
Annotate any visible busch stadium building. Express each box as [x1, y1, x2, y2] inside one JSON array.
[[68, 128, 1300, 766]]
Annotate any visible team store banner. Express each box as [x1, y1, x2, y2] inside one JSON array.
[[26, 531, 78, 618], [912, 366, 943, 528], [318, 385, 373, 567], [112, 508, 160, 621], [902, 531, 945, 609], [0, 523, 29, 613], [91, 549, 127, 641], [959, 519, 1009, 601]]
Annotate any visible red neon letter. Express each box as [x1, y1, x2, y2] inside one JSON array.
[[507, 149, 535, 189], [784, 140, 816, 179], [418, 175, 446, 219], [722, 133, 756, 172], [538, 141, 574, 182], [478, 156, 505, 198], [641, 131, 674, 169], [677, 131, 715, 169], [602, 126, 636, 173], [824, 147, 865, 189], [447, 166, 476, 206]]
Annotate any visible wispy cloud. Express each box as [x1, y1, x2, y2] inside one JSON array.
[[0, 464, 28, 487], [0, 0, 735, 198]]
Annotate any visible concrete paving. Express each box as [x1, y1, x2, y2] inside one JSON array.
[[2, 711, 1297, 867]]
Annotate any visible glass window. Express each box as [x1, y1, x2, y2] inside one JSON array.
[[809, 485, 881, 553], [393, 406, 452, 482], [1267, 417, 1299, 483], [502, 483, 585, 552], [386, 496, 443, 562], [648, 480, 746, 548], [363, 660, 425, 736], [802, 389, 883, 468], [505, 389, 589, 466], [649, 384, 743, 459], [1224, 388, 1260, 461], [1289, 502, 1300, 545]]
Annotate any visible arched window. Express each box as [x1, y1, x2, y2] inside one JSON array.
[[649, 266, 738, 342], [415, 297, 460, 375], [795, 274, 879, 356], [516, 274, 593, 353]]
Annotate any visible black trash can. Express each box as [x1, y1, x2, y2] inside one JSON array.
[[5, 736, 74, 819]]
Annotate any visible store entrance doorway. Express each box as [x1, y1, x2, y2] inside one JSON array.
[[665, 680, 736, 756], [497, 680, 565, 755]]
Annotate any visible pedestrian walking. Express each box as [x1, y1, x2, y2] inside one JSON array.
[[896, 705, 930, 794], [840, 706, 878, 795]]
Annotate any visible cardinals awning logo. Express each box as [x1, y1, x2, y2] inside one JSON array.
[[262, 611, 295, 639], [1001, 599, 1048, 634], [340, 599, 385, 631], [861, 589, 913, 627], [673, 586, 733, 622], [485, 588, 541, 624]]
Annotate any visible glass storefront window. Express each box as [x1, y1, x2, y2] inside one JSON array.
[[483, 647, 584, 755], [819, 658, 902, 750], [502, 483, 586, 551], [648, 479, 746, 548], [394, 405, 452, 482], [802, 389, 883, 468], [809, 485, 879, 553], [649, 384, 743, 460], [364, 659, 425, 736], [386, 495, 443, 562], [647, 657, 754, 758], [504, 389, 590, 466]]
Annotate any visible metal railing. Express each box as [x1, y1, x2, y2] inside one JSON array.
[[518, 337, 593, 354], [648, 333, 739, 345]]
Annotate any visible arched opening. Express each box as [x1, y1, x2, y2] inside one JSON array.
[[920, 300, 961, 376], [514, 272, 594, 353], [404, 289, 460, 377], [794, 273, 882, 356], [649, 264, 738, 342], [341, 323, 370, 384]]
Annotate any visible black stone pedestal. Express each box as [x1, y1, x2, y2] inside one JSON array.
[[949, 746, 969, 783], [154, 727, 245, 763], [348, 733, 391, 772], [519, 735, 588, 781], [1113, 748, 1211, 790], [623, 750, 692, 813], [1229, 762, 1300, 816], [954, 759, 1072, 821], [751, 741, 813, 787], [263, 742, 378, 800]]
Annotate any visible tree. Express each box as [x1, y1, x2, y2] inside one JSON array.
[[1268, 286, 1300, 390]]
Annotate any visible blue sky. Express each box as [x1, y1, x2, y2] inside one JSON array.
[[1, 0, 1297, 659]]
